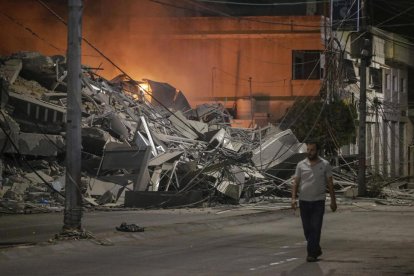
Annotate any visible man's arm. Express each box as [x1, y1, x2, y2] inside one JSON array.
[[291, 176, 299, 210], [327, 176, 337, 212]]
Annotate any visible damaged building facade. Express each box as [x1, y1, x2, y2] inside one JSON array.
[[337, 28, 414, 178]]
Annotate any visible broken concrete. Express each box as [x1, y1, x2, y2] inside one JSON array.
[[2, 50, 400, 213], [81, 127, 111, 156], [13, 133, 64, 156], [0, 59, 22, 85]]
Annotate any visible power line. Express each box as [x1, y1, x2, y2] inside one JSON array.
[[375, 4, 414, 29], [0, 11, 63, 52], [147, 0, 204, 13], [372, 28, 414, 48], [178, 0, 323, 29], [379, 23, 414, 27], [36, 0, 208, 141], [195, 0, 328, 6], [0, 110, 65, 198], [278, 1, 360, 131], [0, 10, 100, 58]]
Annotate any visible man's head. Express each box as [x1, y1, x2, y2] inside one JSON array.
[[306, 142, 319, 161]]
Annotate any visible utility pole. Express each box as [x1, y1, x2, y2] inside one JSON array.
[[63, 0, 83, 232], [374, 97, 380, 175], [358, 0, 370, 196], [358, 49, 367, 196]]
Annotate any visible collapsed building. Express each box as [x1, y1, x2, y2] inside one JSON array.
[[0, 52, 412, 213]]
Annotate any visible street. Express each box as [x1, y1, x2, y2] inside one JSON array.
[[1, 202, 413, 275]]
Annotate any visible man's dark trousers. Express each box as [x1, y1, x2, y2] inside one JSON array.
[[299, 200, 325, 257]]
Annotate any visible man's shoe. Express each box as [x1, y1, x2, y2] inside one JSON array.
[[306, 256, 317, 262]]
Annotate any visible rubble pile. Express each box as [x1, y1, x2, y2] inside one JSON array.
[[0, 51, 310, 212], [1, 51, 411, 213], [368, 177, 414, 206]]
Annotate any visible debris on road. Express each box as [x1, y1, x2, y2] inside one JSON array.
[[116, 222, 145, 232]]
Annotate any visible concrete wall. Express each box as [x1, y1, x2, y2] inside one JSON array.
[[124, 16, 325, 122]]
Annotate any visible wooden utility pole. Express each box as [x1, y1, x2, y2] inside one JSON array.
[[358, 0, 370, 196], [63, 0, 83, 231], [374, 98, 380, 174], [358, 50, 367, 196]]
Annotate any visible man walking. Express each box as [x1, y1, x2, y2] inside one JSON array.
[[291, 142, 337, 262]]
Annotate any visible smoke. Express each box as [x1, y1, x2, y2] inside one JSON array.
[[80, 0, 217, 103], [0, 0, 214, 104], [0, 0, 67, 55]]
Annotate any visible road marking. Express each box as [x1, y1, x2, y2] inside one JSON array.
[[250, 257, 299, 271], [249, 241, 304, 271], [272, 251, 287, 256]]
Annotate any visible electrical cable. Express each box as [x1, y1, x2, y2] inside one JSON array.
[[0, 11, 63, 52], [280, 0, 359, 128], [195, 0, 328, 6], [255, 4, 360, 172], [36, 0, 207, 141], [328, 0, 414, 177], [183, 0, 322, 29], [0, 110, 65, 198], [342, 86, 405, 172]]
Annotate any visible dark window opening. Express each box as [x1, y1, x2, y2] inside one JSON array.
[[369, 68, 382, 91], [343, 59, 357, 84], [292, 50, 321, 80], [400, 78, 405, 92]]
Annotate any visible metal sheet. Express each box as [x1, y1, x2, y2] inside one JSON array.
[[101, 143, 151, 170], [148, 151, 183, 167]]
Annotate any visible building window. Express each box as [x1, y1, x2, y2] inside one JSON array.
[[369, 68, 382, 91], [400, 78, 405, 92], [393, 76, 398, 91], [385, 73, 391, 90], [292, 50, 321, 80], [343, 59, 357, 84]]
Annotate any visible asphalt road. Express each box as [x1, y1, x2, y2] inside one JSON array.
[[1, 203, 413, 275], [0, 207, 265, 244]]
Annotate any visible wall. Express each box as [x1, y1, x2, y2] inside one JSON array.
[[339, 29, 414, 178], [125, 16, 324, 121], [0, 1, 324, 122]]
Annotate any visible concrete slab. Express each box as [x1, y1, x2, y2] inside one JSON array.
[[0, 59, 22, 84]]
